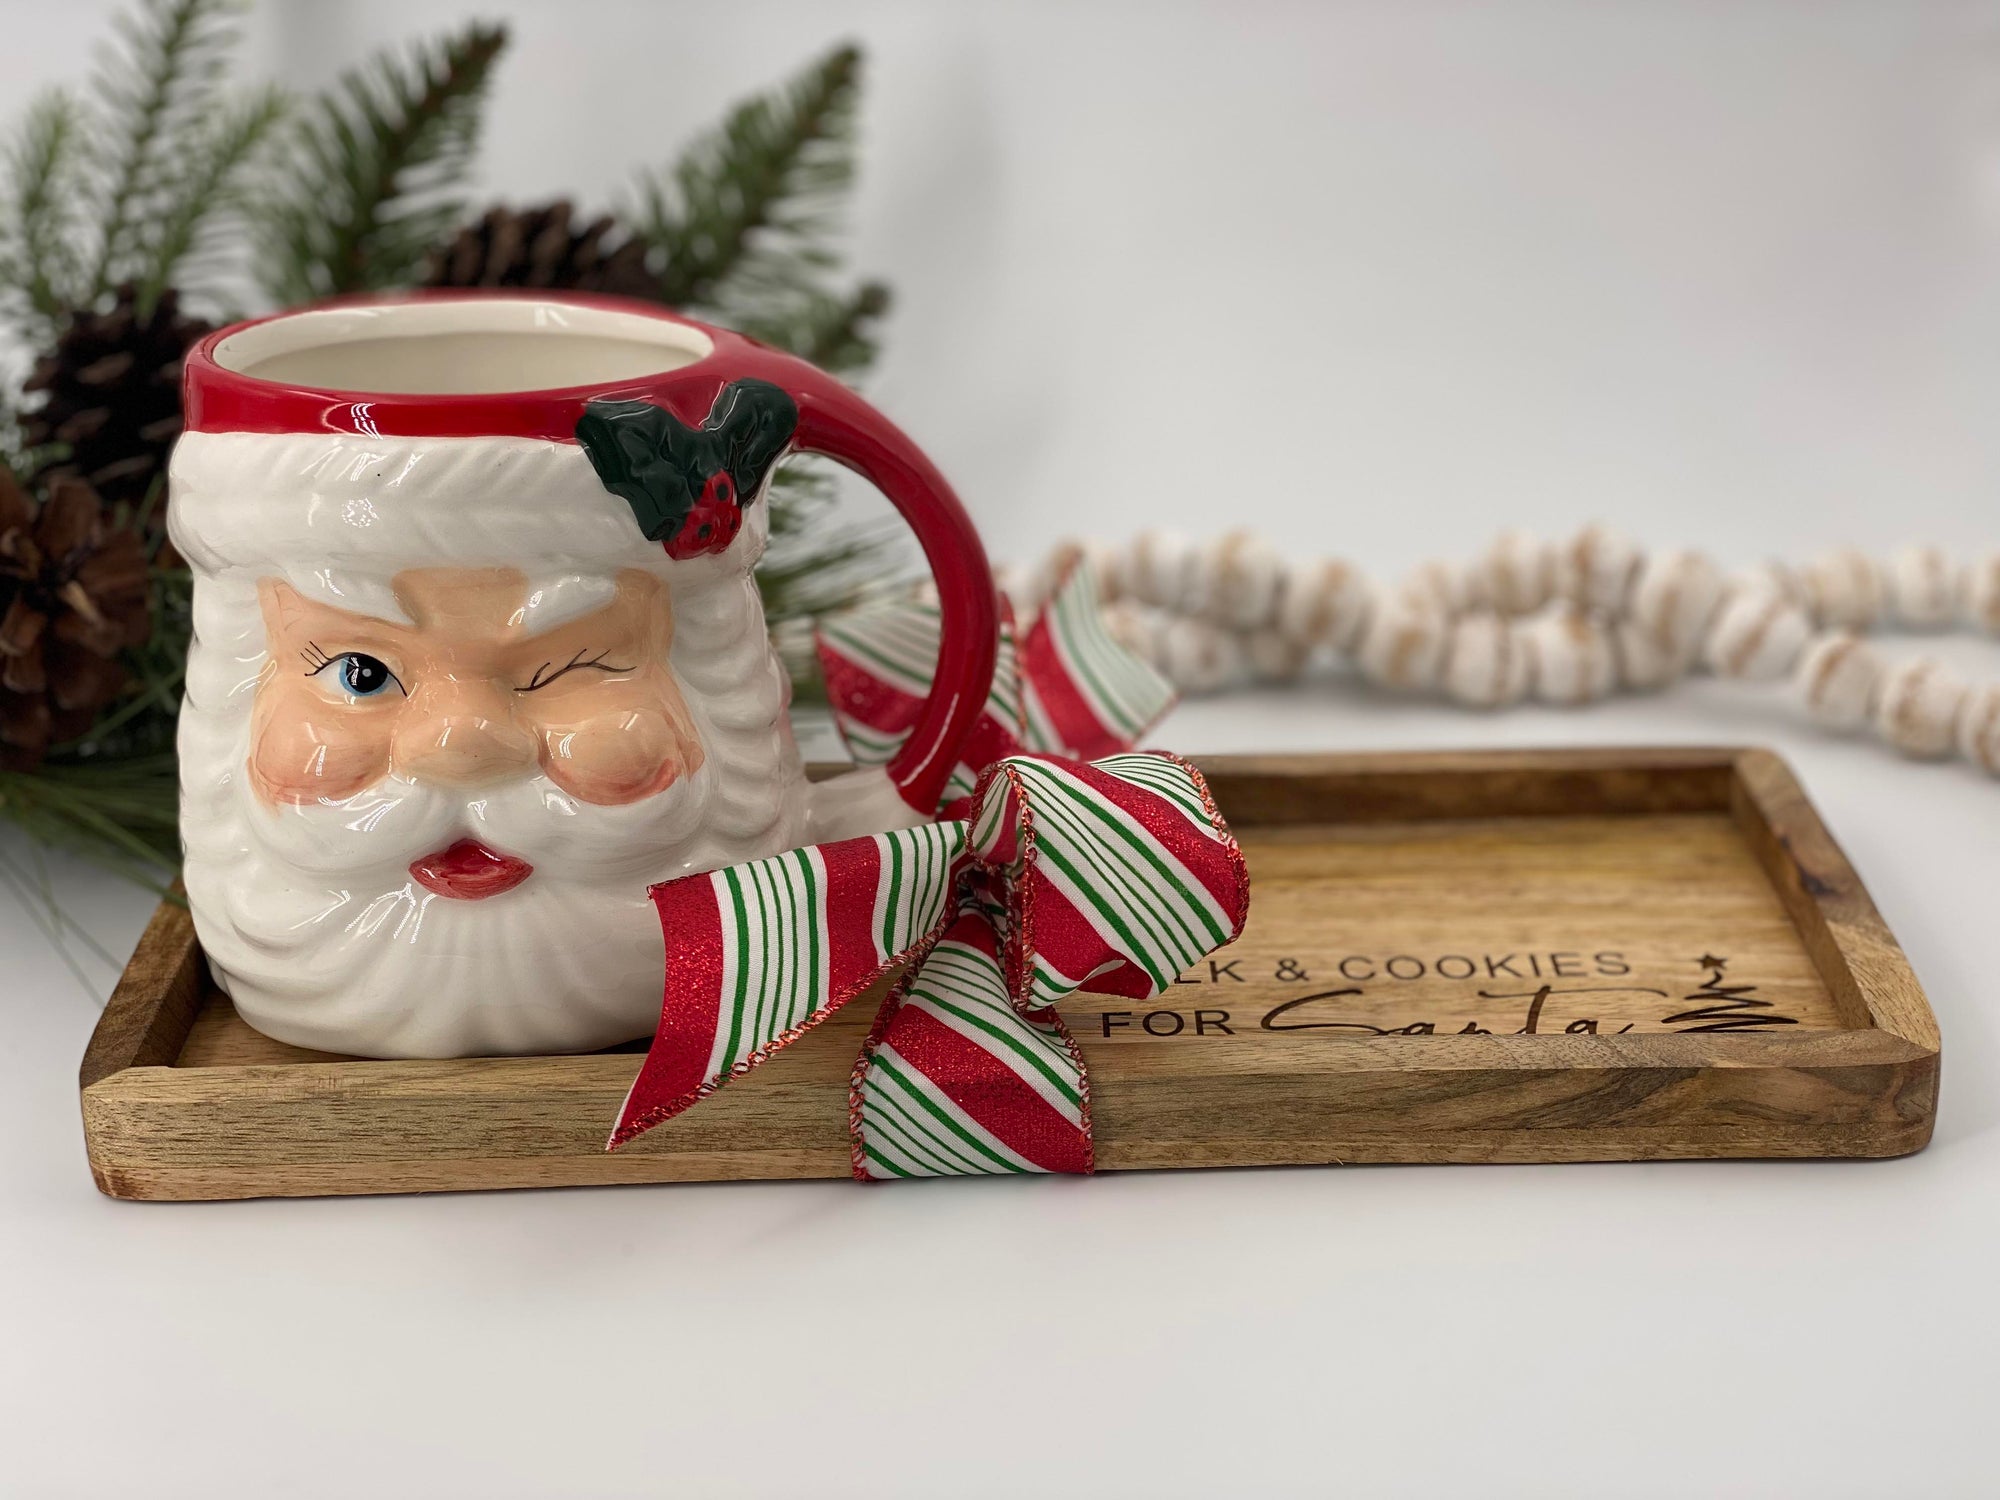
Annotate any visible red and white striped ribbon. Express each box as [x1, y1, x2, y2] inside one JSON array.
[[605, 564, 1244, 1177], [607, 752, 1248, 1176]]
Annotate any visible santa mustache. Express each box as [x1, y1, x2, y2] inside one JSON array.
[[240, 756, 718, 886]]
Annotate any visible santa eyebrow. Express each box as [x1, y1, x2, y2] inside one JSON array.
[[520, 647, 635, 692]]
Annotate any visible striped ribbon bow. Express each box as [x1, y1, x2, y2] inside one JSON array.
[[607, 563, 1249, 1177]]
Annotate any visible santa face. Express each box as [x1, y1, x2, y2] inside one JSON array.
[[174, 454, 817, 1057], [250, 566, 704, 823]]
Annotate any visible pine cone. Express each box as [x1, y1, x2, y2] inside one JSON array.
[[20, 284, 211, 521], [0, 472, 150, 768], [421, 200, 662, 302]]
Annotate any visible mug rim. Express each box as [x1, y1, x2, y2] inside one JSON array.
[[182, 290, 775, 442]]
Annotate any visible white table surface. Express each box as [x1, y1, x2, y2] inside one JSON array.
[[6, 1, 2000, 1493]]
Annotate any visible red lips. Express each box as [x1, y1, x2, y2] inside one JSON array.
[[409, 839, 533, 900]]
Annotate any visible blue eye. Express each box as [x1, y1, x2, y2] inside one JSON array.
[[312, 651, 403, 699]]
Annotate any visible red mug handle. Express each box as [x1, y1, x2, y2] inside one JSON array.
[[773, 362, 998, 816]]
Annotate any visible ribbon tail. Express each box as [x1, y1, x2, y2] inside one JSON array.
[[607, 819, 968, 1150], [1020, 560, 1177, 760], [850, 912, 1091, 1180]]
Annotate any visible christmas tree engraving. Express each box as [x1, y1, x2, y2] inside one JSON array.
[[1659, 954, 1799, 1033]]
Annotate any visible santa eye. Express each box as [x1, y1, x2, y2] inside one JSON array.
[[519, 648, 635, 692], [308, 649, 404, 699]]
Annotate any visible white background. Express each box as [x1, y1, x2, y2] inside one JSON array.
[[5, 2, 1999, 1496]]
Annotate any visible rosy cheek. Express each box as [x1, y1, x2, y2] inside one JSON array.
[[248, 689, 393, 805], [537, 705, 704, 805]]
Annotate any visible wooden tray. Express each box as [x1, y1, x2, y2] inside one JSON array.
[[79, 747, 1940, 1200]]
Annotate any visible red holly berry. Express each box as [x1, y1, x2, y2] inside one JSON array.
[[662, 472, 743, 559]]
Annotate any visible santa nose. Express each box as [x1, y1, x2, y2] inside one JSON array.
[[392, 676, 538, 787]]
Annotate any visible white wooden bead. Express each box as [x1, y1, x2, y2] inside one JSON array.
[[1801, 548, 1885, 630], [1442, 612, 1535, 708], [1019, 545, 1068, 613], [1874, 657, 1966, 759], [1243, 628, 1309, 683], [1275, 557, 1372, 652], [1477, 531, 1554, 617], [1957, 683, 2000, 775], [1630, 549, 1725, 660], [1098, 599, 1169, 665], [1121, 531, 1198, 611], [1357, 603, 1447, 693], [1703, 591, 1811, 681], [1397, 559, 1475, 618], [1035, 537, 1121, 610], [1794, 632, 1880, 731], [1888, 545, 1955, 630], [1527, 607, 1617, 705], [1730, 559, 1807, 611], [1613, 617, 1681, 692], [1158, 617, 1249, 695], [1555, 524, 1641, 615], [1959, 554, 2000, 635], [1187, 530, 1285, 630]]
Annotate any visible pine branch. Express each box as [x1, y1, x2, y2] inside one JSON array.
[[254, 22, 508, 305], [0, 93, 88, 341], [756, 462, 905, 625], [84, 0, 243, 300], [743, 281, 890, 377], [136, 84, 286, 314], [747, 282, 905, 645], [634, 43, 862, 313]]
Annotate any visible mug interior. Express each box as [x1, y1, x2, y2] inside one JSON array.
[[211, 297, 714, 396]]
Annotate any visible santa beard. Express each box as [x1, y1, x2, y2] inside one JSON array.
[[181, 735, 812, 1057]]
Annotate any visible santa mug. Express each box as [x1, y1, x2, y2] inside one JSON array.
[[170, 292, 997, 1059]]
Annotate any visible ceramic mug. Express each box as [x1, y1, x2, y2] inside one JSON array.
[[169, 292, 997, 1059]]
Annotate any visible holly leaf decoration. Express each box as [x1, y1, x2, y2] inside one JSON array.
[[576, 379, 799, 551]]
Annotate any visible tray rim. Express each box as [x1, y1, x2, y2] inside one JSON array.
[[77, 745, 1941, 1198]]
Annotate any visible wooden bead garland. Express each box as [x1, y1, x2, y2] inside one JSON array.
[[1704, 591, 1811, 682], [1275, 557, 1372, 652], [1007, 526, 2000, 779], [1442, 613, 1533, 708], [1875, 658, 1965, 759], [1528, 607, 1617, 704], [1795, 632, 1880, 732], [1357, 602, 1448, 693], [1802, 548, 1886, 631], [1244, 628, 1310, 684], [1962, 555, 2000, 635], [1188, 531, 1286, 631], [1557, 524, 1641, 615], [1158, 615, 1248, 696], [1120, 530, 1195, 611], [1612, 617, 1678, 692], [1630, 549, 1725, 664], [1399, 558, 1475, 620], [1890, 545, 1956, 630], [1960, 684, 2000, 774], [1478, 531, 1554, 617]]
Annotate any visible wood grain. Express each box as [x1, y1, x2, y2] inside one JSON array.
[[77, 747, 1941, 1200]]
